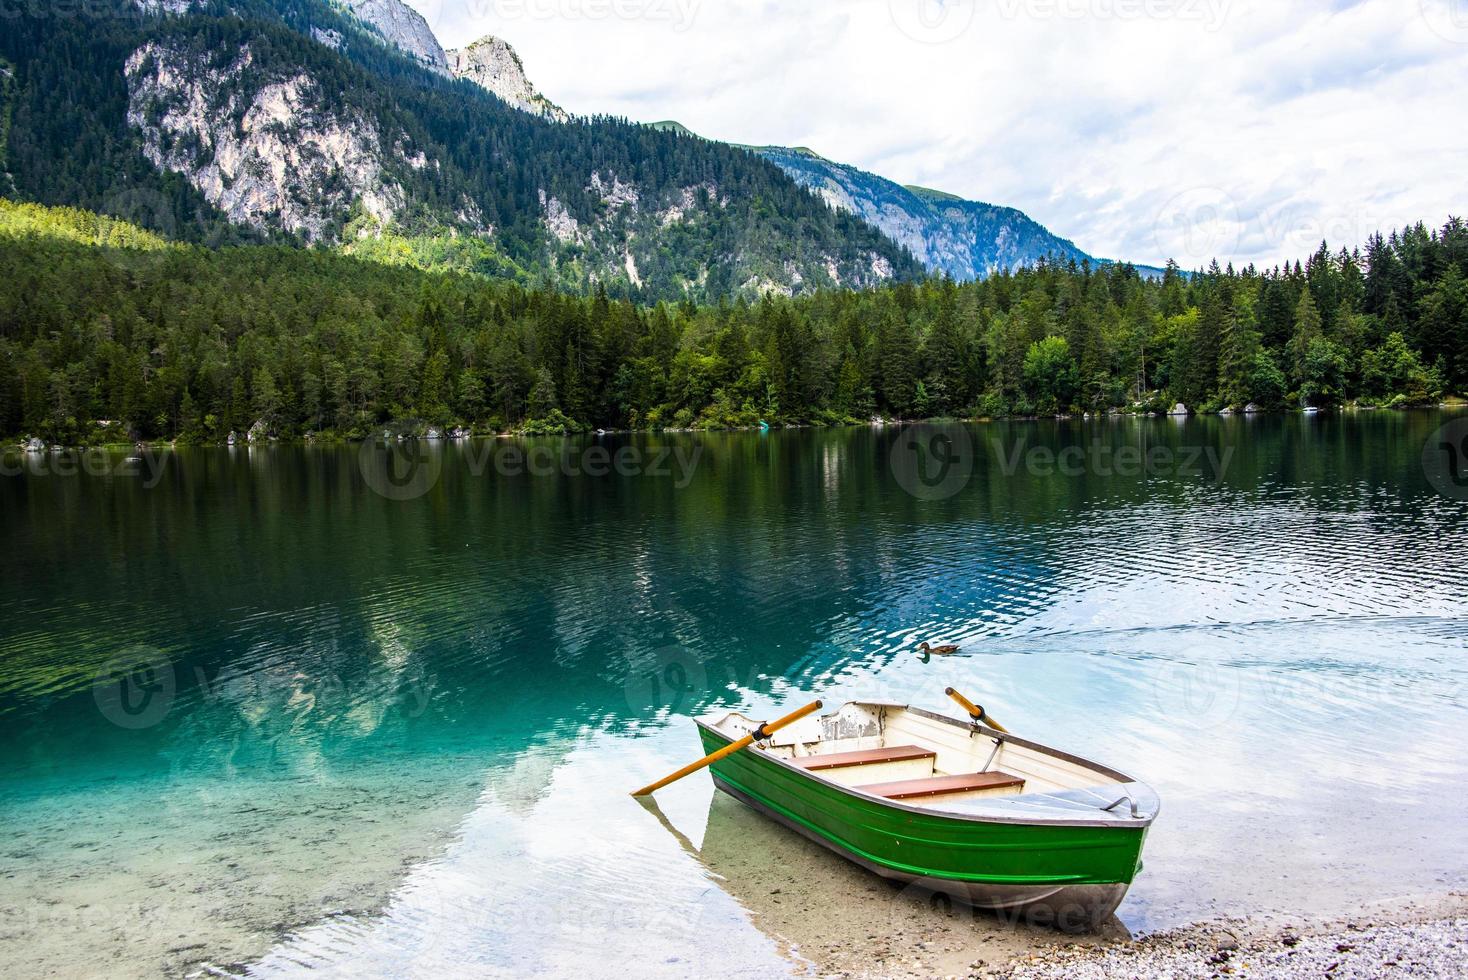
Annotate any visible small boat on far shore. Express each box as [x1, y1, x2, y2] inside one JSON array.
[[678, 696, 1158, 931]]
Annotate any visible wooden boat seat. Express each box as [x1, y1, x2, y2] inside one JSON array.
[[792, 744, 937, 771], [857, 771, 1026, 800]]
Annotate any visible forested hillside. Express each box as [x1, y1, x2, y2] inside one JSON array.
[[0, 0, 917, 300], [2, 199, 1463, 443]]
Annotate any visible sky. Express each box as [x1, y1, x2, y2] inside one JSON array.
[[408, 0, 1468, 269]]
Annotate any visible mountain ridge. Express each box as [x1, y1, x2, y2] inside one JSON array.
[[2, 0, 919, 299], [649, 120, 1164, 280], [447, 36, 567, 121]]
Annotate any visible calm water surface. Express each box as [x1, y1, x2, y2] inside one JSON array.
[[2, 413, 1467, 977]]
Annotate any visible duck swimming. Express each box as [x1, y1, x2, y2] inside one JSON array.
[[917, 642, 960, 662]]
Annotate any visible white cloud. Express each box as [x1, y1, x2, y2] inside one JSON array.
[[413, 0, 1468, 268]]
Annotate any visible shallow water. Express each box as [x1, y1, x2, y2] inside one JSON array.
[[2, 413, 1467, 977]]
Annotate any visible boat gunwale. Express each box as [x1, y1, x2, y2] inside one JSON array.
[[694, 700, 1160, 830]]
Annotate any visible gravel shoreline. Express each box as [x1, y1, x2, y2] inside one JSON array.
[[992, 902, 1468, 980]]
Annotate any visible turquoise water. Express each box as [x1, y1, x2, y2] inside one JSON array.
[[3, 413, 1467, 977]]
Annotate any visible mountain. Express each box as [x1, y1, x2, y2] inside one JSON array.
[[752, 144, 1093, 278], [343, 0, 567, 125], [0, 0, 919, 300], [447, 36, 567, 122], [343, 0, 450, 74], [650, 123, 1167, 280]]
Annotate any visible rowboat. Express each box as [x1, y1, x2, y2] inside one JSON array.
[[676, 696, 1158, 931]]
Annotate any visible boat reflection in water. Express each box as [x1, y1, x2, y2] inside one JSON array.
[[642, 781, 1132, 975]]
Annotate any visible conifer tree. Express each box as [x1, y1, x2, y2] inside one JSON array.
[[1289, 290, 1323, 384]]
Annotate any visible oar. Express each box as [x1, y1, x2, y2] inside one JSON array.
[[631, 700, 823, 797], [945, 687, 1009, 733]]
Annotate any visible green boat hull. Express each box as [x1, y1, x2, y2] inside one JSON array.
[[698, 726, 1149, 930]]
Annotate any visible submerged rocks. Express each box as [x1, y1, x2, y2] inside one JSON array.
[[25, 437, 44, 453], [1243, 402, 1262, 414], [1168, 403, 1190, 416]]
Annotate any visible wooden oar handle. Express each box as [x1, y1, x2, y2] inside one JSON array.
[[631, 700, 823, 797], [945, 687, 1008, 733], [945, 687, 983, 718]]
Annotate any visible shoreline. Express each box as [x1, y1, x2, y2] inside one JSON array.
[[7, 400, 1466, 454], [992, 895, 1468, 979], [788, 889, 1468, 979]]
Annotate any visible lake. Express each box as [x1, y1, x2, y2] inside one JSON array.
[[3, 412, 1467, 977]]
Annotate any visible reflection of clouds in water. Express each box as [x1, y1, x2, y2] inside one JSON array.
[[249, 736, 792, 978], [875, 496, 1467, 641]]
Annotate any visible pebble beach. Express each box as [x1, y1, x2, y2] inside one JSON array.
[[998, 911, 1468, 980], [802, 895, 1468, 979]]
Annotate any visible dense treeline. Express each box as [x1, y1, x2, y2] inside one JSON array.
[[0, 1, 918, 300], [1, 200, 1465, 443]]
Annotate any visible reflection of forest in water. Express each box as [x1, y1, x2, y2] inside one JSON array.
[[6, 412, 1460, 744]]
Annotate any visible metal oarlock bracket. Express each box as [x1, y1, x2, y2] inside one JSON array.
[[1102, 793, 1141, 819]]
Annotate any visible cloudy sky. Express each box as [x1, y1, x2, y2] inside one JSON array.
[[410, 0, 1467, 269]]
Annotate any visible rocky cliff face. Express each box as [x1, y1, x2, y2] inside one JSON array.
[[0, 60, 13, 194], [344, 0, 449, 75], [447, 36, 567, 122], [754, 145, 1094, 279], [125, 41, 410, 240], [133, 0, 204, 12], [535, 170, 896, 297]]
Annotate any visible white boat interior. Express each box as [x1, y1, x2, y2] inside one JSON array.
[[701, 701, 1159, 825]]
